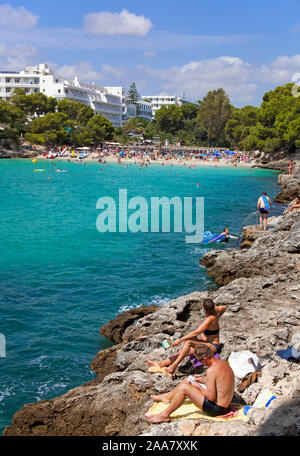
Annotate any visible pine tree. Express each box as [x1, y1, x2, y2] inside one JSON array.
[[127, 82, 140, 105]]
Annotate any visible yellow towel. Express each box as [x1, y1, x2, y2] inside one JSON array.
[[147, 366, 173, 376], [147, 399, 248, 422]]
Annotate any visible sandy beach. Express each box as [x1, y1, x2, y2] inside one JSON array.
[[35, 154, 255, 168]]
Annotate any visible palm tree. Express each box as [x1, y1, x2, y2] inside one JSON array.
[[122, 117, 145, 135]]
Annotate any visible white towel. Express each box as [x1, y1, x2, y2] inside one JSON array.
[[228, 350, 260, 378]]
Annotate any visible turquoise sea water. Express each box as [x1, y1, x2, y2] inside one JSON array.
[[0, 159, 281, 433]]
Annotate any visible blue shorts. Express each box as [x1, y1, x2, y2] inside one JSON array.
[[259, 208, 269, 214]]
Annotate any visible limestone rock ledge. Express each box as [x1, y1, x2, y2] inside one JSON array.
[[4, 252, 300, 436], [275, 162, 300, 203], [3, 162, 300, 437]]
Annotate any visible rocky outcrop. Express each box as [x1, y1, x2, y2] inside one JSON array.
[[0, 140, 47, 159], [100, 305, 159, 344], [3, 161, 300, 437], [200, 211, 300, 285], [275, 161, 300, 203], [4, 270, 300, 436]]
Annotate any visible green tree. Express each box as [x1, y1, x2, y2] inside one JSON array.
[[0, 98, 28, 138], [181, 103, 199, 120], [127, 82, 140, 105], [57, 99, 94, 124], [25, 112, 69, 145], [239, 84, 300, 152], [196, 88, 233, 146], [122, 117, 146, 135], [225, 105, 259, 148], [142, 122, 157, 140], [193, 125, 208, 145], [155, 104, 184, 135], [11, 89, 57, 118], [84, 114, 115, 145]]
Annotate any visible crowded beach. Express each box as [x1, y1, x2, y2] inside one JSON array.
[[37, 142, 257, 167]]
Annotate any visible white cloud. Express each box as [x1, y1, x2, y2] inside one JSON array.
[[0, 43, 37, 58], [54, 62, 102, 81], [83, 9, 153, 37], [143, 50, 157, 58], [259, 55, 300, 83], [0, 27, 256, 52], [101, 64, 125, 79], [138, 55, 300, 104], [0, 55, 31, 71], [0, 43, 38, 70], [53, 62, 126, 83], [0, 4, 39, 29]]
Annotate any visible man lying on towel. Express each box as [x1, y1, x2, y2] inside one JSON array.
[[147, 344, 235, 423]]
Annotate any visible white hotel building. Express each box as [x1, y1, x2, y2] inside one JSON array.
[[142, 95, 199, 119], [104, 87, 152, 123], [0, 64, 122, 127]]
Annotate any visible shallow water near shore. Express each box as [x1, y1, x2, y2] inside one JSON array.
[[0, 159, 281, 433]]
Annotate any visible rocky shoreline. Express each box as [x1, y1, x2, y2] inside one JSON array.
[[3, 158, 300, 437]]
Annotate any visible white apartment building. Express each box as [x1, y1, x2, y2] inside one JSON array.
[[0, 64, 122, 127], [142, 95, 199, 119], [104, 86, 152, 123], [104, 86, 126, 125], [136, 100, 152, 122]]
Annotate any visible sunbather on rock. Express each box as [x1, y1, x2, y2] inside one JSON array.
[[147, 299, 227, 375], [147, 344, 235, 423]]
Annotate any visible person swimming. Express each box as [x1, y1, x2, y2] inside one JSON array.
[[208, 227, 238, 243]]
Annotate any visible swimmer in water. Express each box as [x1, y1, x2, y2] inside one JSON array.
[[208, 227, 238, 244]]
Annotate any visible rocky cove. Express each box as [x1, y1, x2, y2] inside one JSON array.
[[3, 158, 300, 437]]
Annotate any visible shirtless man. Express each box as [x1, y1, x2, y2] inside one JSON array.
[[147, 344, 235, 423], [147, 299, 227, 375], [257, 192, 272, 231]]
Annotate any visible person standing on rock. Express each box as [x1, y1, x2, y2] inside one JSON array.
[[288, 160, 294, 175], [147, 299, 227, 376], [146, 344, 235, 423], [257, 192, 272, 231]]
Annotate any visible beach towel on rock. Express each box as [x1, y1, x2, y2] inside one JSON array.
[[253, 389, 277, 408], [228, 350, 260, 378], [146, 399, 248, 422], [243, 388, 277, 415], [147, 366, 173, 376]]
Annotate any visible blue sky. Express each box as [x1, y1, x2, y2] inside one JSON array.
[[0, 1, 299, 106]]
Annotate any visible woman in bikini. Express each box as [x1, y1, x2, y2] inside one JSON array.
[[147, 299, 227, 375]]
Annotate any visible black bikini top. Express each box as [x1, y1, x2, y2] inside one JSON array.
[[204, 328, 219, 336]]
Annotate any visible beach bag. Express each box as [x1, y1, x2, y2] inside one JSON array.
[[228, 350, 260, 379], [261, 195, 270, 211]]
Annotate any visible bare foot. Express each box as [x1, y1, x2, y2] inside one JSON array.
[[147, 413, 171, 424], [165, 366, 176, 376], [147, 359, 162, 368], [151, 394, 170, 404]]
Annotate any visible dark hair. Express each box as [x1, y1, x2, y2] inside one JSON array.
[[194, 343, 214, 361], [262, 192, 267, 195], [203, 298, 216, 315]]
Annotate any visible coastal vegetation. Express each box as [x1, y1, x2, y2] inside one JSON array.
[[0, 83, 299, 153]]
